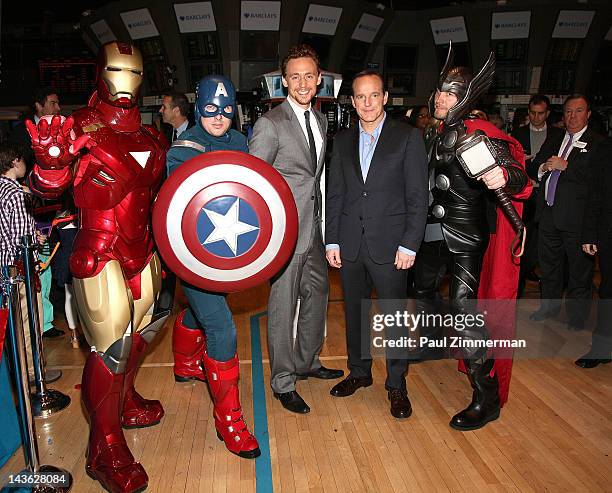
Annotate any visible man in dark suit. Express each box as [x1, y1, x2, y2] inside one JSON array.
[[325, 70, 428, 418], [512, 95, 564, 295], [513, 95, 563, 176], [578, 137, 612, 368], [9, 87, 61, 170], [159, 90, 193, 143], [530, 94, 605, 329], [249, 45, 343, 414]]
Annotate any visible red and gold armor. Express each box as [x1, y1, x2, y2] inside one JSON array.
[[27, 42, 168, 493]]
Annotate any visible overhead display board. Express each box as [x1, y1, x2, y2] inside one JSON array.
[[174, 2, 217, 33], [302, 4, 342, 36], [351, 13, 384, 43], [90, 19, 116, 44], [552, 10, 594, 39], [430, 16, 468, 45], [491, 11, 531, 40], [240, 1, 281, 31], [120, 8, 159, 40]]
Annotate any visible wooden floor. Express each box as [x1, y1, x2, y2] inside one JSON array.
[[1, 272, 611, 492]]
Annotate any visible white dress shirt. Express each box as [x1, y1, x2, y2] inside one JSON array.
[[286, 96, 323, 165]]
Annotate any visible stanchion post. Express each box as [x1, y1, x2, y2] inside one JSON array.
[[2, 265, 40, 471], [19, 234, 71, 418], [20, 234, 46, 394], [1, 265, 72, 491]]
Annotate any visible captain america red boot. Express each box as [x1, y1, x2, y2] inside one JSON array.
[[202, 351, 260, 459], [173, 308, 207, 382]]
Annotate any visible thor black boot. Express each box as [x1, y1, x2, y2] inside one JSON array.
[[450, 358, 501, 431]]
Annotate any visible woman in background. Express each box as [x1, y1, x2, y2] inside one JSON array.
[[407, 105, 431, 134]]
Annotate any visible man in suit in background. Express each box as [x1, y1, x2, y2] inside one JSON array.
[[512, 95, 564, 295], [530, 94, 605, 329], [578, 137, 612, 368], [10, 87, 61, 170], [157, 90, 193, 323], [325, 71, 428, 418], [159, 90, 192, 143], [249, 44, 343, 414]]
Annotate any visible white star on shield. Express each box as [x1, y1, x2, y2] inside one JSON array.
[[202, 198, 259, 255]]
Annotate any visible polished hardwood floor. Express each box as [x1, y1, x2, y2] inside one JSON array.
[[1, 272, 611, 492]]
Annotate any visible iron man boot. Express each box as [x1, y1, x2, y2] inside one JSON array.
[[202, 352, 261, 459], [82, 351, 148, 493], [173, 308, 207, 382], [450, 358, 501, 431], [122, 332, 164, 429]]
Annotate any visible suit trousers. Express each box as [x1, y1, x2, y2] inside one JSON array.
[[341, 235, 408, 390], [267, 225, 328, 393], [592, 232, 612, 355], [538, 207, 594, 326]]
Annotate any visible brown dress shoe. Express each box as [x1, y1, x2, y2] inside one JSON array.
[[388, 389, 412, 419], [330, 375, 372, 397]]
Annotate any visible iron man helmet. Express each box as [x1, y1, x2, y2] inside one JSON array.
[[97, 42, 143, 107]]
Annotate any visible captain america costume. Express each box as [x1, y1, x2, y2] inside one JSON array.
[[165, 75, 260, 460]]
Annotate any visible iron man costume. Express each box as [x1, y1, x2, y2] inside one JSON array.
[[27, 42, 168, 493]]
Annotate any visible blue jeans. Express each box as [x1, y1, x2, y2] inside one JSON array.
[[180, 282, 236, 362]]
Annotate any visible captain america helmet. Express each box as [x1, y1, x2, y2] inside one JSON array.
[[195, 75, 236, 121]]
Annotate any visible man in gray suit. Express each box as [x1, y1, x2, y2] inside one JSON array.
[[249, 45, 343, 414]]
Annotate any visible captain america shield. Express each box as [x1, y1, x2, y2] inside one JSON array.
[[152, 150, 298, 292]]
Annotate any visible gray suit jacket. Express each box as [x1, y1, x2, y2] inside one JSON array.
[[249, 99, 327, 255]]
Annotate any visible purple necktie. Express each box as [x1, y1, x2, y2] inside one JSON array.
[[546, 133, 574, 206]]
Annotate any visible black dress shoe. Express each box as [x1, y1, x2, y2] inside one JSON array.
[[42, 327, 65, 338], [274, 390, 310, 414], [330, 375, 373, 397], [575, 351, 612, 369], [296, 366, 344, 380], [388, 389, 412, 419]]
